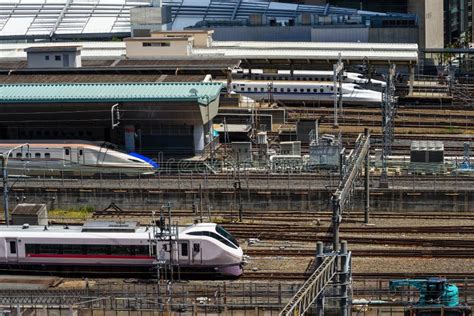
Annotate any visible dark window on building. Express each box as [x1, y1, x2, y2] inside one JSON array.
[[55, 55, 61, 61], [9, 241, 16, 254], [142, 42, 171, 47]]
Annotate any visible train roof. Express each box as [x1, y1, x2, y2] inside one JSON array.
[[0, 222, 217, 239], [232, 80, 360, 86]]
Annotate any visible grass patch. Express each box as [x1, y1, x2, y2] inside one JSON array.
[[49, 205, 95, 220]]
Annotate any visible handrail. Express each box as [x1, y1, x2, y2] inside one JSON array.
[[279, 256, 337, 316]]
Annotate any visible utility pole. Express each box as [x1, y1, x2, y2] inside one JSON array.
[[380, 64, 397, 188], [333, 53, 344, 128], [2, 143, 29, 226]]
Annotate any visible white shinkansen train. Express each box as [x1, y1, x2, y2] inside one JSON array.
[[0, 222, 244, 278], [0, 140, 158, 176], [233, 69, 387, 87], [230, 80, 382, 104]]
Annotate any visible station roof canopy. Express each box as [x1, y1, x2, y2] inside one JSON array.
[[0, 0, 411, 40], [194, 41, 419, 68], [0, 82, 223, 104]]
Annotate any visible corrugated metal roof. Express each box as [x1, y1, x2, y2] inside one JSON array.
[[211, 41, 419, 51], [192, 48, 418, 62], [0, 82, 223, 104]]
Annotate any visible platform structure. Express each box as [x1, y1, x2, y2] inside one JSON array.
[[0, 82, 222, 158]]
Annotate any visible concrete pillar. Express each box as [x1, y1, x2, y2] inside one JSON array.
[[193, 124, 205, 155], [124, 125, 135, 152]]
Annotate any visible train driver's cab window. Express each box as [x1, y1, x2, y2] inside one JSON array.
[[35, 153, 41, 158], [65, 148, 70, 155]]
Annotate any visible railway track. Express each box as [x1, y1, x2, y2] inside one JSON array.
[[92, 210, 474, 221], [242, 272, 474, 281], [244, 248, 474, 258]]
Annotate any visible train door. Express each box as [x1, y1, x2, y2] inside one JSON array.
[[77, 147, 85, 165], [5, 239, 18, 263], [178, 241, 190, 266], [64, 147, 72, 165], [191, 242, 202, 265]]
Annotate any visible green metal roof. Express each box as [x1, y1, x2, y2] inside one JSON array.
[[0, 82, 223, 104]]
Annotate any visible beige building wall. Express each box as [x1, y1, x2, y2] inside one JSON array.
[[408, 0, 444, 48], [125, 37, 191, 57], [151, 30, 214, 47]]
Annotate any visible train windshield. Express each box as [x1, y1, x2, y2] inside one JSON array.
[[216, 225, 239, 247]]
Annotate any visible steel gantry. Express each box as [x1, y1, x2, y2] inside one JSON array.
[[332, 129, 371, 250], [380, 64, 397, 188], [280, 130, 369, 316], [279, 256, 337, 316]]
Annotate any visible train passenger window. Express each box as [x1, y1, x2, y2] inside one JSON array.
[[135, 246, 149, 256], [65, 148, 70, 155], [9, 241, 16, 254], [241, 87, 244, 91], [247, 88, 251, 92], [79, 149, 83, 156], [181, 243, 188, 256], [307, 89, 311, 93], [273, 88, 277, 92], [260, 88, 264, 92], [45, 153, 51, 158], [63, 244, 83, 254], [313, 89, 318, 93], [287, 88, 291, 92], [25, 153, 31, 158], [320, 89, 324, 93], [330, 86, 334, 91], [87, 245, 111, 255], [35, 153, 41, 158], [280, 88, 284, 92], [293, 88, 298, 92], [38, 244, 61, 254]]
